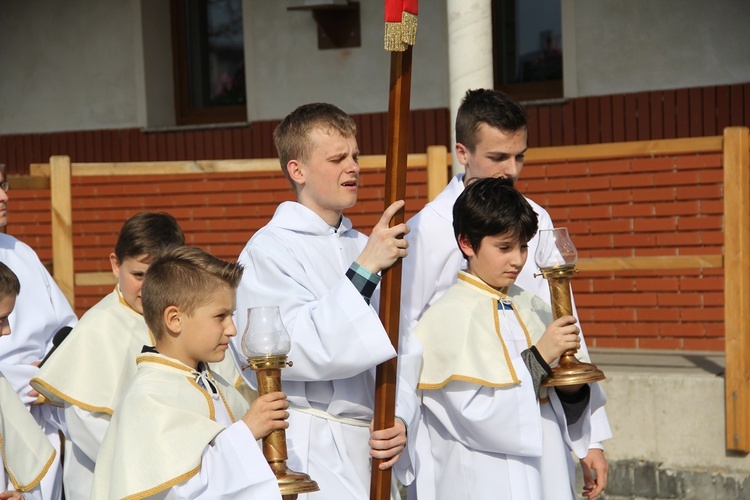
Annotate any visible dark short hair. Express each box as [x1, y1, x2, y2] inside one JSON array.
[[453, 177, 538, 259], [273, 102, 357, 187], [141, 246, 243, 339], [113, 212, 185, 264], [455, 89, 527, 152], [0, 262, 20, 300]]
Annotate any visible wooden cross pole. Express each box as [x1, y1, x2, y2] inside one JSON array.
[[370, 2, 416, 497]]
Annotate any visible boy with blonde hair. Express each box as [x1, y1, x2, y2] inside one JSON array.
[[92, 246, 286, 499], [0, 262, 56, 500], [231, 102, 421, 498], [32, 212, 185, 499]]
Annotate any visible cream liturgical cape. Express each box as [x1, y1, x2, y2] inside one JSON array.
[[92, 352, 275, 499], [32, 287, 152, 414], [31, 287, 152, 499], [0, 371, 55, 495], [416, 271, 574, 390], [415, 272, 604, 499]]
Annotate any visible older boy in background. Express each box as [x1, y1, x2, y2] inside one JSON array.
[[231, 103, 421, 499]]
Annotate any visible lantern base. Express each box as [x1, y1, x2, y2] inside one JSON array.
[[272, 463, 320, 496], [542, 355, 606, 387]]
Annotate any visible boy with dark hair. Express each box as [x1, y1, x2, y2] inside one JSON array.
[[0, 262, 56, 500], [414, 177, 606, 499], [32, 212, 186, 499], [231, 102, 421, 498], [402, 88, 611, 499], [92, 246, 286, 499]]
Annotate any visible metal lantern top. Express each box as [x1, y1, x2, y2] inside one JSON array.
[[535, 227, 578, 270], [240, 306, 292, 359]]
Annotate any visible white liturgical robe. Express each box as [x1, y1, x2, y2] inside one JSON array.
[[31, 287, 152, 499], [415, 272, 606, 499], [92, 352, 280, 500], [0, 371, 55, 499], [231, 201, 421, 499], [0, 233, 77, 500]]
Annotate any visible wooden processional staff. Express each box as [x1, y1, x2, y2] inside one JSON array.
[[370, 1, 417, 499]]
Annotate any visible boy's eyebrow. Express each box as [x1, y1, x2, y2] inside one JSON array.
[[327, 149, 356, 162], [486, 146, 528, 157]]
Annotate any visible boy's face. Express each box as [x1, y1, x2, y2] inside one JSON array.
[[457, 124, 528, 185], [0, 294, 16, 336], [110, 253, 150, 314], [291, 128, 360, 226], [173, 285, 236, 370], [459, 232, 528, 289]]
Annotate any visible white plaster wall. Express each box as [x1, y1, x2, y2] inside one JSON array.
[[564, 0, 750, 98], [244, 0, 450, 120], [3, 0, 747, 134], [0, 0, 143, 133]]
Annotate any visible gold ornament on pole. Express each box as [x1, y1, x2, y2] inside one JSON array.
[[535, 228, 606, 387], [241, 306, 319, 499]]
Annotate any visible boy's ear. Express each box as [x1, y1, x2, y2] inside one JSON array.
[[457, 234, 475, 259], [163, 305, 182, 335], [455, 143, 469, 167], [286, 159, 305, 187], [109, 253, 121, 279]]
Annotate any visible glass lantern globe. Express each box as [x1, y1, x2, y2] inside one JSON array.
[[240, 306, 291, 358], [535, 228, 578, 269]]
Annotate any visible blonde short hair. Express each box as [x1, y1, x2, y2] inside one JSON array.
[[273, 102, 357, 188], [141, 246, 243, 339]]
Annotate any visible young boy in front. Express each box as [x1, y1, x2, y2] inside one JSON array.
[[230, 102, 421, 498], [32, 212, 185, 499], [0, 262, 56, 500], [414, 177, 606, 499], [92, 246, 287, 499]]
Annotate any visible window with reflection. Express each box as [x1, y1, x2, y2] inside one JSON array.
[[172, 0, 247, 125], [493, 0, 563, 102]]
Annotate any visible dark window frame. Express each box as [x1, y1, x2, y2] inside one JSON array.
[[170, 0, 248, 126], [492, 0, 563, 102]]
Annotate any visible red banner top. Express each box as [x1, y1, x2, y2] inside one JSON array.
[[384, 0, 418, 51]]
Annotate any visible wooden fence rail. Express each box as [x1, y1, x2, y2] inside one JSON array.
[[29, 146, 453, 302], [25, 129, 750, 452]]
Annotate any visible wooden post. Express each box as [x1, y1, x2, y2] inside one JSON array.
[[723, 126, 750, 452], [426, 145, 449, 202], [370, 45, 413, 500], [50, 156, 75, 308]]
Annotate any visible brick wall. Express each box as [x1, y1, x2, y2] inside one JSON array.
[[8, 167, 430, 315], [518, 151, 724, 351], [9, 144, 727, 351]]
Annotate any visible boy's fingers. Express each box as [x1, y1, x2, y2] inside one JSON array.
[[377, 200, 405, 227], [370, 424, 401, 440]]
